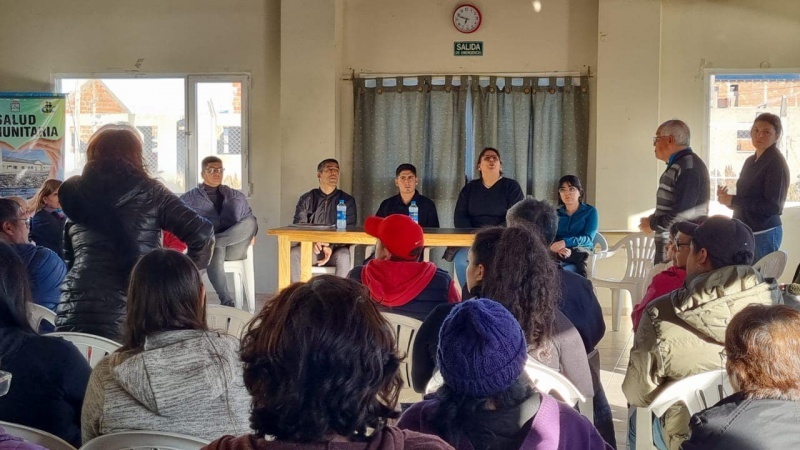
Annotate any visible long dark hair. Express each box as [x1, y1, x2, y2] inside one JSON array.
[[481, 226, 559, 359], [241, 275, 402, 442], [429, 378, 535, 448], [120, 249, 207, 352], [0, 242, 35, 333]]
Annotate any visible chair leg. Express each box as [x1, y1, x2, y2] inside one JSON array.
[[233, 272, 243, 309], [612, 289, 623, 332]]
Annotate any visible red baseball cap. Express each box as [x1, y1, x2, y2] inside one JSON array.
[[364, 214, 424, 261]]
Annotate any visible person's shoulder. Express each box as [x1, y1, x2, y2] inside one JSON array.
[[22, 333, 87, 362], [181, 185, 203, 198], [27, 245, 65, 271], [337, 189, 356, 201], [580, 202, 597, 213], [202, 434, 265, 450], [219, 184, 247, 199], [391, 426, 453, 450], [500, 177, 522, 187]]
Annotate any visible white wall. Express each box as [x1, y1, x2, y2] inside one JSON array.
[[0, 0, 282, 293]]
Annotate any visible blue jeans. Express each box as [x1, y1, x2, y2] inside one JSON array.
[[628, 410, 668, 450], [454, 247, 469, 288], [753, 226, 782, 263]]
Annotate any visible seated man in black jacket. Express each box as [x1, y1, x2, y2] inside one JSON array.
[[348, 214, 460, 322], [376, 164, 439, 228], [291, 159, 356, 280]]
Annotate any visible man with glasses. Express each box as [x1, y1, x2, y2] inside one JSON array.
[[0, 198, 66, 312], [624, 216, 780, 450], [181, 156, 257, 307], [639, 119, 709, 264]]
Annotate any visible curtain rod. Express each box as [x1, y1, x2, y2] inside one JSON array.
[[342, 67, 591, 81]]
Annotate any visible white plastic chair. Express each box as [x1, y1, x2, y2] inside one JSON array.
[[634, 370, 732, 450], [586, 232, 610, 280], [591, 232, 656, 331], [382, 312, 423, 404], [0, 370, 11, 396], [222, 243, 256, 313], [28, 304, 57, 331], [79, 430, 209, 449], [46, 332, 121, 368], [752, 250, 788, 280], [206, 304, 254, 339], [0, 420, 77, 450], [525, 358, 593, 422]]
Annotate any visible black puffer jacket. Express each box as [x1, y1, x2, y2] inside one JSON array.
[[56, 163, 214, 341]]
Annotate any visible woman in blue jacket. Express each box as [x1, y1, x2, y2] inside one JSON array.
[[551, 175, 598, 277]]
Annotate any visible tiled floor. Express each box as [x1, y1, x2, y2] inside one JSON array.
[[598, 313, 634, 449]]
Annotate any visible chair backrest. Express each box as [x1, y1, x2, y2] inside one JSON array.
[[593, 232, 609, 253], [752, 250, 788, 280], [46, 332, 121, 368], [206, 305, 254, 339], [615, 232, 656, 281], [382, 312, 423, 404], [0, 420, 77, 450], [80, 430, 209, 450], [635, 370, 731, 450], [524, 358, 586, 405], [27, 304, 56, 332], [649, 370, 732, 418]]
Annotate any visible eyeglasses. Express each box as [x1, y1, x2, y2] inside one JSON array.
[[18, 218, 30, 228], [558, 187, 579, 194], [652, 135, 670, 145], [204, 168, 224, 174], [481, 155, 499, 162]]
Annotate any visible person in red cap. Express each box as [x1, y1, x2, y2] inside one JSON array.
[[348, 214, 460, 321]]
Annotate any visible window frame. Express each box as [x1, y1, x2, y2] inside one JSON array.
[[53, 72, 251, 196]]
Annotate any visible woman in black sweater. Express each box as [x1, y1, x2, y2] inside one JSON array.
[[451, 147, 523, 285], [29, 179, 66, 258], [0, 242, 90, 447], [718, 113, 790, 262]]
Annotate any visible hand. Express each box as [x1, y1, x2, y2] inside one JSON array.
[[639, 217, 652, 233], [556, 247, 571, 259], [550, 240, 566, 252], [316, 246, 333, 266], [717, 186, 733, 207], [313, 242, 323, 254]]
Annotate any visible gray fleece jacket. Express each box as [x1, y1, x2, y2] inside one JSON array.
[[81, 329, 251, 444]]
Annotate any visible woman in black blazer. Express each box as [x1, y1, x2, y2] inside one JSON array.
[[29, 179, 66, 258]]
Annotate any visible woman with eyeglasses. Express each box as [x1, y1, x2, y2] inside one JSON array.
[[450, 147, 524, 287], [29, 179, 66, 258], [717, 113, 790, 262], [682, 304, 800, 449], [550, 175, 597, 278], [56, 123, 214, 341]]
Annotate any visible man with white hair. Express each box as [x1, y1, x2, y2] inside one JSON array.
[[640, 119, 710, 263]]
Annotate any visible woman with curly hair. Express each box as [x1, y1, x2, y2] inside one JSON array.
[[481, 226, 593, 397], [203, 275, 452, 450], [29, 178, 66, 257]]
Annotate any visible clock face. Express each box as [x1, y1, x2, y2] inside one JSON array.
[[453, 5, 481, 34]]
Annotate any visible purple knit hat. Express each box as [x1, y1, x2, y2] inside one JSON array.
[[437, 298, 528, 397]]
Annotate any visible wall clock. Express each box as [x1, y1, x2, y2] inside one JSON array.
[[453, 4, 481, 34]]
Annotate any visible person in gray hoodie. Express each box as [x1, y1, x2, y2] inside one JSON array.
[[81, 249, 250, 445]]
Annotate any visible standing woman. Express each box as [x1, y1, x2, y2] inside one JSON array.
[[29, 179, 66, 257], [718, 113, 790, 262], [451, 147, 524, 286], [551, 174, 598, 277], [56, 123, 214, 341]]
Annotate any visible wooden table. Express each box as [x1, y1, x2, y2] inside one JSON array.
[[267, 226, 476, 290]]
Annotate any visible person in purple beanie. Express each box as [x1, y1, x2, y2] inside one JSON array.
[[397, 298, 611, 450]]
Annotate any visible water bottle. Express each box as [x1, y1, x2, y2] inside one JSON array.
[[336, 200, 347, 230], [409, 201, 419, 224]]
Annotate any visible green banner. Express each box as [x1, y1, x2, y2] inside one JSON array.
[[0, 93, 66, 197]]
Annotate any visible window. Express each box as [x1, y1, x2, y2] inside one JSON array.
[[55, 75, 249, 194], [706, 72, 799, 205]]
